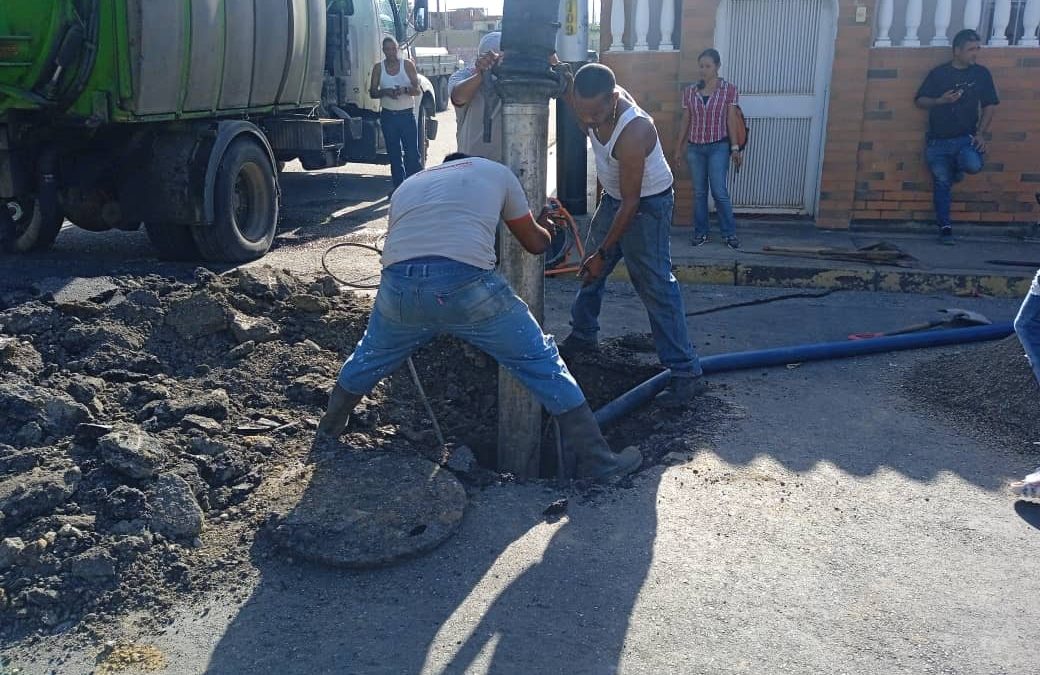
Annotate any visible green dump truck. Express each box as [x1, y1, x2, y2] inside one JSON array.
[[0, 0, 437, 261]]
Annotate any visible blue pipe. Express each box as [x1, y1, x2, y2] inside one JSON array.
[[595, 321, 1014, 428]]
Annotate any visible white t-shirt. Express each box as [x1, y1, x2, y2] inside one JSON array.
[[447, 67, 503, 163], [381, 157, 530, 270], [588, 98, 673, 200]]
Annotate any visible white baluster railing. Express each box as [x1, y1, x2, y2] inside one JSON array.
[[931, 0, 951, 46], [659, 0, 675, 50], [902, 0, 923, 45], [1023, 0, 1040, 47], [990, 0, 1013, 46], [633, 0, 650, 51], [962, 0, 983, 30], [873, 0, 1039, 47], [875, 0, 895, 46], [604, 0, 680, 52], [608, 0, 625, 52]]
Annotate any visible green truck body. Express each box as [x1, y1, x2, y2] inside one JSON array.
[[0, 0, 437, 262]]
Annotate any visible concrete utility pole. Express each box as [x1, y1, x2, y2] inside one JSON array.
[[555, 0, 590, 215], [495, 0, 562, 479]]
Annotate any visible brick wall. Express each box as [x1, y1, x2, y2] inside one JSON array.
[[850, 49, 1040, 227], [599, 0, 1040, 229]]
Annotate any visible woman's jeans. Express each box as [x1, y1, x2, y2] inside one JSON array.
[[380, 108, 422, 188], [1014, 270, 1040, 387], [686, 140, 736, 238], [338, 257, 586, 415]]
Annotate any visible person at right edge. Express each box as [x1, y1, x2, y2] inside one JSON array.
[[1011, 268, 1040, 504], [559, 63, 707, 408], [914, 28, 999, 246], [673, 48, 742, 250]]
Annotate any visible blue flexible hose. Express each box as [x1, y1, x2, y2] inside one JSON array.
[[595, 321, 1014, 428]]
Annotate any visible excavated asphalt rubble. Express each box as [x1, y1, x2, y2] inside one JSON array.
[[0, 266, 732, 645]]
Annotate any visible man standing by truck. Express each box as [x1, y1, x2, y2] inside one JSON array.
[[370, 37, 423, 194], [318, 152, 642, 482]]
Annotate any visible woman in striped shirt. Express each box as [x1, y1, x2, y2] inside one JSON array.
[[672, 49, 742, 249]]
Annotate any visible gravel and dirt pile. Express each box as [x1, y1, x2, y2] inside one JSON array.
[[903, 335, 1040, 446], [0, 266, 732, 646]]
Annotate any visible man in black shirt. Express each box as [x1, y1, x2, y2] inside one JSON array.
[[914, 29, 999, 245]]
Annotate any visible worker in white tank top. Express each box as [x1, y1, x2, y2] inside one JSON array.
[[369, 37, 422, 192], [559, 64, 706, 409]]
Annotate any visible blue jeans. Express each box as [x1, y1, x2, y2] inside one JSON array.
[[925, 135, 983, 230], [1014, 270, 1040, 387], [569, 191, 703, 377], [380, 108, 422, 188], [686, 140, 736, 238], [338, 257, 586, 416]]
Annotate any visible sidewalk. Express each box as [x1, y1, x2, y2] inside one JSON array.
[[598, 219, 1040, 298]]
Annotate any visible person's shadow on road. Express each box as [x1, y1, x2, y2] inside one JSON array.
[[203, 454, 662, 675]]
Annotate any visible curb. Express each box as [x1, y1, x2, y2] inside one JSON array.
[[607, 261, 1033, 298]]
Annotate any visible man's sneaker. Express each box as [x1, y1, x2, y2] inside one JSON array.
[[1011, 466, 1040, 504], [724, 236, 741, 250], [939, 227, 955, 245], [654, 375, 708, 408], [692, 234, 709, 247], [558, 333, 599, 358]]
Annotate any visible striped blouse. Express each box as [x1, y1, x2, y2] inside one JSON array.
[[682, 79, 740, 145]]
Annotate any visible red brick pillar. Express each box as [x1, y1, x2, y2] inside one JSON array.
[[816, 0, 873, 229]]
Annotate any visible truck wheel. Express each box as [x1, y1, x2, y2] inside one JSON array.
[[145, 223, 201, 261], [417, 101, 432, 167], [436, 77, 449, 112], [3, 197, 63, 253], [193, 136, 278, 262]]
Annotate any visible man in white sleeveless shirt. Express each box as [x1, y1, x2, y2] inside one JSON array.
[[559, 64, 706, 407], [317, 153, 641, 482]]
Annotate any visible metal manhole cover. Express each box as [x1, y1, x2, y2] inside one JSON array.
[[266, 451, 466, 568]]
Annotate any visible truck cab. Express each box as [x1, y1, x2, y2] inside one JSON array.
[[321, 0, 439, 166]]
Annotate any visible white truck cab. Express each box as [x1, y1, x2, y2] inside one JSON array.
[[326, 0, 439, 164]]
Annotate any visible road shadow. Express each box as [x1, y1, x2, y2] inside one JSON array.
[[0, 169, 393, 279], [203, 448, 662, 674]]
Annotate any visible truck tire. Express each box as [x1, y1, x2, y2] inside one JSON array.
[[145, 223, 201, 261], [3, 197, 63, 253], [417, 100, 433, 167], [192, 136, 278, 263], [435, 77, 449, 112]]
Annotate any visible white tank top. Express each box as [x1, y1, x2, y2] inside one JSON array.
[[380, 60, 414, 111], [588, 103, 673, 200]]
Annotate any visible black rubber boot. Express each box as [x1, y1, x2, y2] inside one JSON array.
[[557, 403, 642, 482], [316, 384, 364, 438]]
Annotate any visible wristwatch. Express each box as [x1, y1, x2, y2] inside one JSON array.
[[596, 247, 610, 260], [730, 144, 740, 152]]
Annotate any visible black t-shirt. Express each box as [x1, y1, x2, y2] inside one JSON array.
[[915, 63, 999, 139]]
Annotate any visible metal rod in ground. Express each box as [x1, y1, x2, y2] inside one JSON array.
[[406, 357, 446, 447]]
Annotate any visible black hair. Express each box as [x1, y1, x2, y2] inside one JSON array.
[[574, 63, 616, 99], [952, 29, 981, 51], [698, 48, 721, 65], [443, 152, 472, 163]]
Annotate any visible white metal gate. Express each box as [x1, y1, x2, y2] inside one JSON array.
[[714, 0, 837, 214]]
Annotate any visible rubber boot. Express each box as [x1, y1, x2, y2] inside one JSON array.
[[316, 384, 364, 438], [557, 403, 642, 482]]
